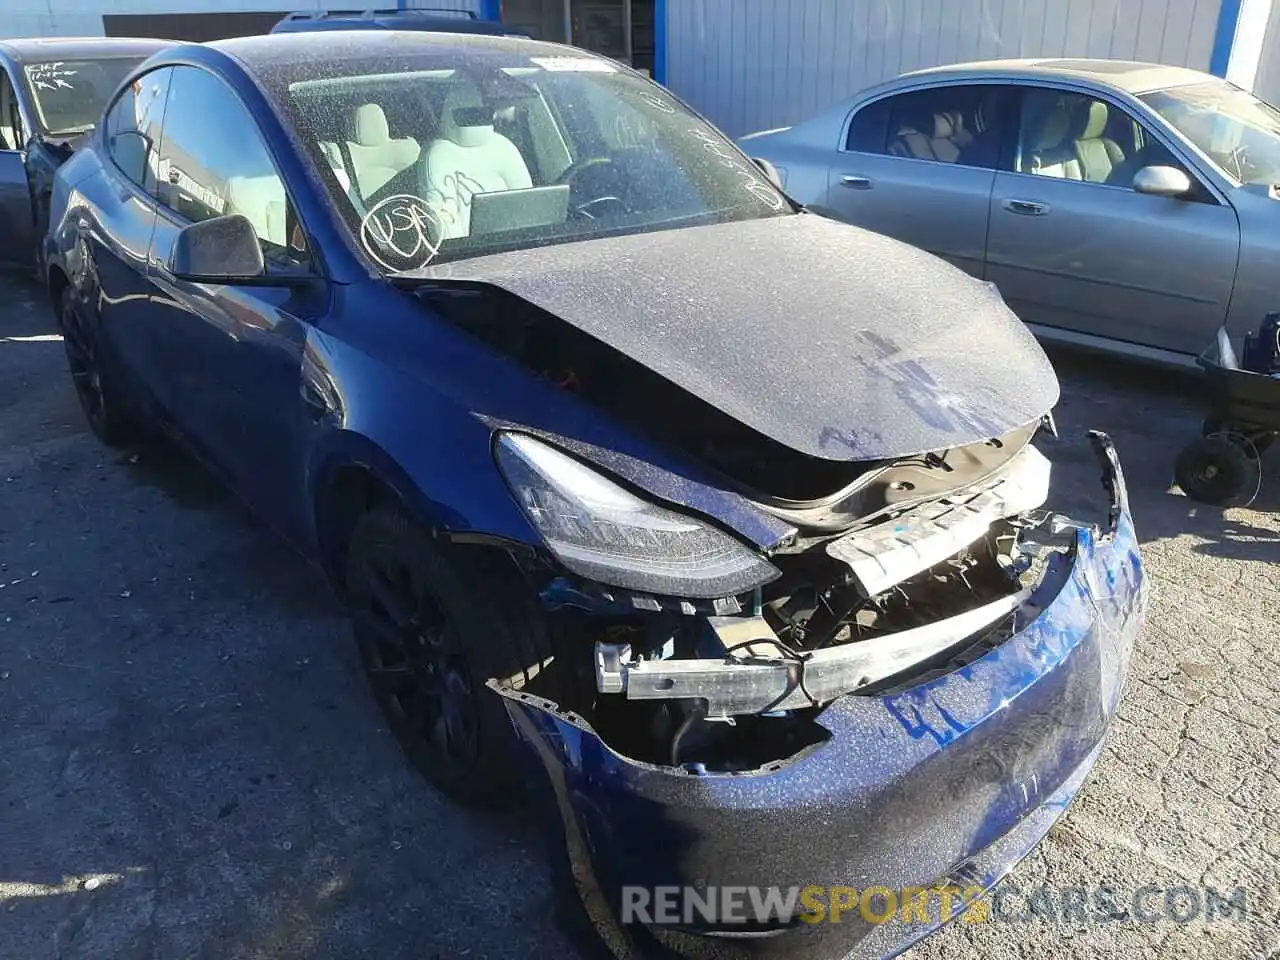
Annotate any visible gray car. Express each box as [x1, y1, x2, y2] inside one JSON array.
[[0, 37, 172, 276], [740, 58, 1280, 366]]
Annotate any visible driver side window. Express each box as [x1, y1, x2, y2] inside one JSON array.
[[1015, 86, 1179, 190], [155, 66, 310, 268]]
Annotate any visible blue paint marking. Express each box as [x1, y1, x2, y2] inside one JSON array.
[[479, 0, 501, 22], [1211, 0, 1244, 77], [654, 0, 668, 85]]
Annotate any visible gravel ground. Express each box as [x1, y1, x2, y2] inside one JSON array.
[[0, 274, 1276, 960]]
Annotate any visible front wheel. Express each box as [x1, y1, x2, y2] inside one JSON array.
[[344, 504, 590, 805], [58, 285, 144, 447]]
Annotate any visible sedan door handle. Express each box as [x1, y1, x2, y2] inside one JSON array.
[[1002, 198, 1049, 216], [839, 174, 873, 189]]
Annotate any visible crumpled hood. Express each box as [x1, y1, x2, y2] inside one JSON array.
[[416, 212, 1059, 461]]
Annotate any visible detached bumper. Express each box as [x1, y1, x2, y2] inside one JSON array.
[[495, 433, 1144, 960]]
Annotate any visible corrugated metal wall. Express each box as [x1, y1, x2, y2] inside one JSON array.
[[1252, 2, 1280, 104], [666, 0, 1226, 137]]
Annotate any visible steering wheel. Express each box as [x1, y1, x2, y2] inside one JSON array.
[[1224, 142, 1252, 181], [556, 156, 629, 219]]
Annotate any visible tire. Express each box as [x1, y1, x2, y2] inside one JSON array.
[[344, 504, 591, 805], [1202, 418, 1274, 458], [1175, 436, 1260, 506], [57, 285, 143, 447]]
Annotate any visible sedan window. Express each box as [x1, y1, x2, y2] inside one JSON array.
[[846, 85, 1006, 170], [23, 58, 145, 136], [1015, 88, 1177, 189], [1141, 80, 1280, 186]]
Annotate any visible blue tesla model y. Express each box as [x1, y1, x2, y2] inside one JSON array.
[[44, 30, 1144, 959]]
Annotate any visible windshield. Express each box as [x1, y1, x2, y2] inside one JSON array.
[[282, 54, 790, 270], [23, 58, 145, 135], [1140, 80, 1280, 186]]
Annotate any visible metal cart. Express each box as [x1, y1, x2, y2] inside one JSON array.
[[1174, 326, 1280, 506]]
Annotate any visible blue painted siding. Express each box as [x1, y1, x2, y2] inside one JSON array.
[[1211, 0, 1244, 74], [654, 0, 668, 83]]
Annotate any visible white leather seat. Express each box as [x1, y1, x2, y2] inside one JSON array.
[[344, 103, 420, 199], [421, 89, 532, 240], [1071, 100, 1126, 184]]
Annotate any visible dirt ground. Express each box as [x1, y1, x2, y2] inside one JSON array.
[[0, 274, 1276, 960]]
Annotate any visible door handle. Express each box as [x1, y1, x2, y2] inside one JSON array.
[[1002, 198, 1049, 216], [839, 174, 873, 189]]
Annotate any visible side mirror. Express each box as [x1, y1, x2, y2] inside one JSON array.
[[168, 213, 265, 283], [751, 156, 785, 191], [1133, 164, 1192, 198]]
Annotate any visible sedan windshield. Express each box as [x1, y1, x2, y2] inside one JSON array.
[[282, 53, 791, 270], [23, 58, 144, 135], [1141, 80, 1280, 186]]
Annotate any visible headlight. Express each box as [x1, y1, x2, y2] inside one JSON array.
[[495, 432, 780, 599]]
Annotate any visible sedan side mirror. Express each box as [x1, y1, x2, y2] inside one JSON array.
[[168, 213, 265, 283], [1133, 164, 1193, 198], [751, 156, 785, 191]]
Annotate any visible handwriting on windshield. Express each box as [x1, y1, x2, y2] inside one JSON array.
[[359, 195, 443, 271], [613, 113, 659, 150], [637, 92, 676, 114], [28, 61, 78, 92], [687, 128, 786, 210]]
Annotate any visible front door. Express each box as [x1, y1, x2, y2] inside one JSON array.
[[984, 85, 1240, 356], [0, 67, 34, 265], [824, 83, 1013, 279], [143, 65, 321, 539]]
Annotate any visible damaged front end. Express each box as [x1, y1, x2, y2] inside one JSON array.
[[489, 431, 1143, 960]]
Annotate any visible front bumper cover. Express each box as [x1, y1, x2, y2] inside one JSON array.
[[493, 432, 1144, 960]]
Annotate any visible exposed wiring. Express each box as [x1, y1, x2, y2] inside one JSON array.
[[720, 635, 821, 713], [669, 701, 707, 767]]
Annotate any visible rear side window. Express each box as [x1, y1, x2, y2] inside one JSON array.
[[848, 85, 1009, 170], [104, 67, 172, 193], [845, 98, 889, 153]]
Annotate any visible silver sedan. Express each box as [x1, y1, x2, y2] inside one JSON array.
[[740, 58, 1280, 366]]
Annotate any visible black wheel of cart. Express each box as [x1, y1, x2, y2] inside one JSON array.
[[1175, 436, 1261, 506], [1202, 418, 1274, 457]]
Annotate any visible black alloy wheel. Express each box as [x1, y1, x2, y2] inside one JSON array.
[[58, 285, 139, 446], [355, 539, 482, 776], [345, 504, 588, 805]]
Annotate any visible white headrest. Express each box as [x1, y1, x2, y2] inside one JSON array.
[[353, 104, 389, 146]]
